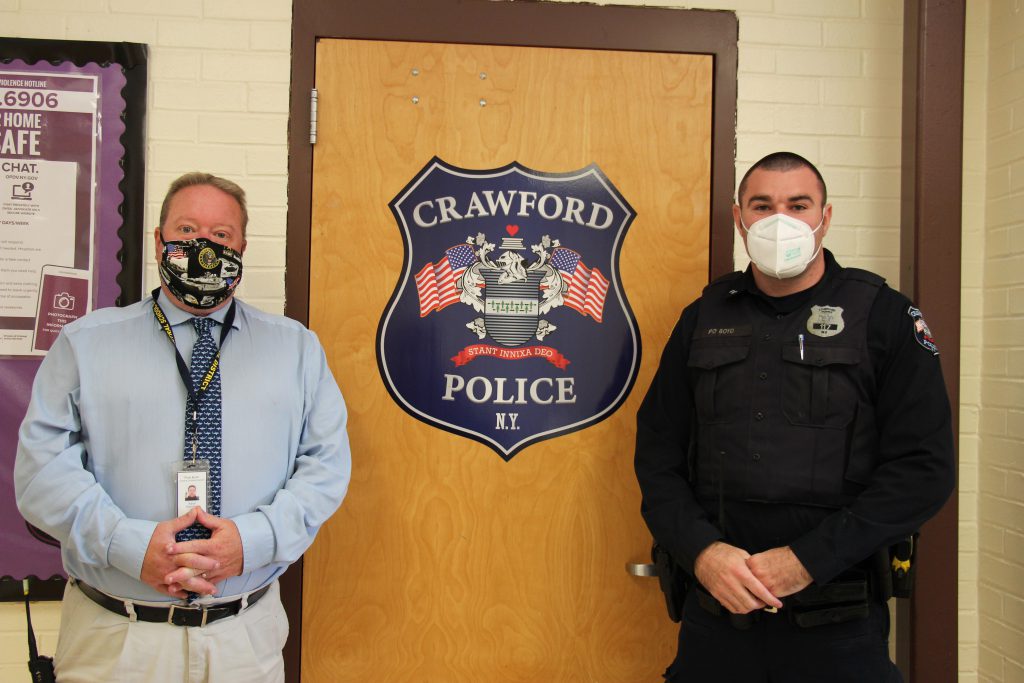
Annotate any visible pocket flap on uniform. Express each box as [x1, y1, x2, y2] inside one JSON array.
[[781, 344, 860, 367], [687, 343, 749, 369]]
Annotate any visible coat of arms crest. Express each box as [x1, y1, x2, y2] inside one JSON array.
[[378, 158, 640, 460]]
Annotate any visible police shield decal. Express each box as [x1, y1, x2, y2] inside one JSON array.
[[378, 158, 641, 460]]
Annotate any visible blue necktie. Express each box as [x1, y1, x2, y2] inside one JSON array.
[[177, 317, 222, 543]]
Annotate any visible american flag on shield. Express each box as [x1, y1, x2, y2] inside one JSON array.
[[551, 247, 609, 322], [415, 243, 477, 317]]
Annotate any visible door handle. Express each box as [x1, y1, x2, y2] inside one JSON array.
[[625, 562, 657, 577]]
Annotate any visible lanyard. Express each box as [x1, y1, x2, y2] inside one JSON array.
[[151, 288, 236, 461]]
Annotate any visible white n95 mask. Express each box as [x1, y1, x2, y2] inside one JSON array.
[[740, 213, 824, 279]]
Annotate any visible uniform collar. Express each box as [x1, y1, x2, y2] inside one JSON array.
[[730, 249, 839, 314]]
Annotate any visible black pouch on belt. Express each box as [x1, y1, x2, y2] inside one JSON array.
[[653, 544, 688, 623], [890, 534, 918, 599], [788, 574, 870, 608], [786, 570, 871, 628], [790, 603, 870, 628]]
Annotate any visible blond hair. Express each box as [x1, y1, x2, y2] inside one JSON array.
[[158, 172, 248, 236]]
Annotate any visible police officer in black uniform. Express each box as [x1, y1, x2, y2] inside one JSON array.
[[635, 152, 955, 682]]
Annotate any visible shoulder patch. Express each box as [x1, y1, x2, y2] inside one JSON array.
[[907, 306, 939, 355]]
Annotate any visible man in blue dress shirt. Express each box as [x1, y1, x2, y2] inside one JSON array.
[[15, 172, 351, 682]]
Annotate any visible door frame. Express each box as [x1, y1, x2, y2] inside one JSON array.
[[285, 2, 737, 681], [898, 1, 963, 681]]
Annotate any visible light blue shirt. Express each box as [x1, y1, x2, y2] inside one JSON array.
[[15, 294, 351, 602]]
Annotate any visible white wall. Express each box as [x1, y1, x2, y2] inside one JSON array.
[[3, 0, 991, 680]]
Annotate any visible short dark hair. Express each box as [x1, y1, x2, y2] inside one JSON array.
[[159, 172, 248, 236], [737, 152, 827, 206]]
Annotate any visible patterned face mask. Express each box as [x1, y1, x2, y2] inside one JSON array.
[[158, 237, 243, 309]]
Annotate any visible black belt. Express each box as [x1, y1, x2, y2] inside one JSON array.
[[695, 586, 763, 630], [73, 579, 270, 628], [695, 574, 871, 630]]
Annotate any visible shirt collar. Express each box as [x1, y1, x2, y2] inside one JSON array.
[[155, 291, 241, 331]]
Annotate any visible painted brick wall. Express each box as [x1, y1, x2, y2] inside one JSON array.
[[977, 1, 1024, 680], [960, 2, 990, 680], [594, 0, 905, 281], [729, 0, 904, 281], [1, 0, 987, 679]]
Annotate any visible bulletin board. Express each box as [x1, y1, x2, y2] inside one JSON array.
[[0, 38, 147, 600]]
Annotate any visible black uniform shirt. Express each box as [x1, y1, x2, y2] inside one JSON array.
[[635, 250, 956, 584]]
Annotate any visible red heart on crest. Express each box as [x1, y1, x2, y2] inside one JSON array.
[[506, 224, 519, 236]]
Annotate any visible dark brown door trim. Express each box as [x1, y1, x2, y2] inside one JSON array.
[[899, 1, 964, 681], [285, 2, 737, 681]]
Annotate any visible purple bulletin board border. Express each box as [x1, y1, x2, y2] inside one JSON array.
[[0, 40, 148, 599]]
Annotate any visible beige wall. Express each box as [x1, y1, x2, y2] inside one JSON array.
[[976, 1, 1024, 680], [1, 0, 1011, 681], [961, 3, 988, 680]]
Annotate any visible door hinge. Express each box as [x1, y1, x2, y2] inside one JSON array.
[[310, 88, 318, 145]]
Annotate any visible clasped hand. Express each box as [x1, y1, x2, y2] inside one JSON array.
[[141, 507, 244, 599], [694, 542, 812, 614]]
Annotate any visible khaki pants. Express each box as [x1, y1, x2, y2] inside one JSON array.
[[54, 580, 288, 683]]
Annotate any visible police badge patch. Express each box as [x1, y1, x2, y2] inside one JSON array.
[[807, 305, 845, 338], [908, 306, 939, 355], [378, 157, 640, 460]]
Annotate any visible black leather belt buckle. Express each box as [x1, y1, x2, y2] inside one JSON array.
[[73, 578, 270, 628], [168, 604, 209, 628]]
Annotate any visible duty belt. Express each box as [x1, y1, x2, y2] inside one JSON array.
[[73, 578, 271, 628], [695, 573, 871, 630]]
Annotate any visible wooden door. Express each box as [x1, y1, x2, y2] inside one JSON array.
[[304, 38, 712, 682]]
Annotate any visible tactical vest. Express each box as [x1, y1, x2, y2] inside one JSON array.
[[688, 267, 884, 509]]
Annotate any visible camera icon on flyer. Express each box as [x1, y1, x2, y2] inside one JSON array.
[[53, 292, 76, 310]]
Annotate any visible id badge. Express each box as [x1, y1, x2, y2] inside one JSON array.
[[175, 460, 210, 516]]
